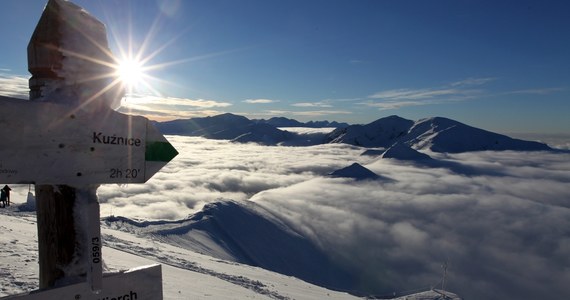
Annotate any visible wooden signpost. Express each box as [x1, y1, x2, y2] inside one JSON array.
[[0, 95, 177, 185], [0, 0, 177, 299]]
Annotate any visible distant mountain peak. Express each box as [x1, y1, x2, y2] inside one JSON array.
[[155, 113, 292, 145], [326, 115, 551, 153], [208, 112, 249, 122], [255, 117, 349, 128], [327, 115, 414, 147], [381, 143, 433, 161], [329, 163, 381, 180], [404, 117, 551, 152]]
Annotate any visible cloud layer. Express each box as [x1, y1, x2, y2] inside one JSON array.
[[92, 136, 570, 299], [251, 150, 570, 299], [97, 136, 366, 219]]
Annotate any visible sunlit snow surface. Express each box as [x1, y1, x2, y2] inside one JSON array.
[[4, 135, 570, 299], [0, 208, 359, 299]]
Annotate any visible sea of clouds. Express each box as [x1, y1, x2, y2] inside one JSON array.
[[97, 136, 368, 219], [91, 136, 570, 299], [5, 133, 568, 299], [252, 150, 570, 299]]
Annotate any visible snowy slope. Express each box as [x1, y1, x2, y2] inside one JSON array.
[[403, 117, 551, 152], [102, 200, 355, 292], [0, 198, 464, 300], [0, 205, 359, 300]]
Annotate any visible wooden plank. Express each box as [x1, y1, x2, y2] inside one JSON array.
[[0, 96, 177, 184], [3, 264, 163, 300]]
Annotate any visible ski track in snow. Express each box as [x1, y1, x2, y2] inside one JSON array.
[[102, 233, 291, 300]]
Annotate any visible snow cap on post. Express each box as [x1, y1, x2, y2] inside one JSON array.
[[28, 0, 124, 111]]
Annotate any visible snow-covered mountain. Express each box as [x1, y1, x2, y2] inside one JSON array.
[[327, 115, 551, 152], [254, 117, 349, 128], [254, 117, 305, 127], [156, 114, 342, 146], [381, 143, 433, 161], [326, 115, 414, 147], [304, 120, 349, 128], [103, 200, 355, 293], [155, 113, 294, 145], [329, 163, 382, 180], [403, 117, 551, 152], [156, 113, 550, 152]]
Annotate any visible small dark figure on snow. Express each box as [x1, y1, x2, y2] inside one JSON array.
[[1, 185, 11, 207]]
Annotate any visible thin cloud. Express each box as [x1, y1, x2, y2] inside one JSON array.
[[450, 77, 496, 87], [365, 79, 487, 111], [118, 105, 224, 121], [118, 93, 232, 120], [124, 93, 232, 108], [0, 73, 29, 99], [292, 101, 333, 108], [504, 87, 565, 95], [265, 110, 289, 115], [243, 99, 279, 104], [253, 109, 352, 118], [361, 100, 437, 110], [368, 88, 471, 100]]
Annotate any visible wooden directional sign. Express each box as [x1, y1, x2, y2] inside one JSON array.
[[3, 264, 163, 300], [0, 96, 178, 184]]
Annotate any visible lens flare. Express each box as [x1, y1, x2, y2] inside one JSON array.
[[116, 58, 144, 89]]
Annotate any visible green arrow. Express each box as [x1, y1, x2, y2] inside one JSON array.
[[145, 141, 178, 162]]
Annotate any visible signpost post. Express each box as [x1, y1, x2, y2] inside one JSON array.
[[0, 0, 177, 298]]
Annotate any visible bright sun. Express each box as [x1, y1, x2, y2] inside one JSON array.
[[116, 59, 144, 88]]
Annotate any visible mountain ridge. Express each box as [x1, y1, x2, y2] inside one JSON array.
[[253, 116, 349, 128], [103, 200, 356, 293], [155, 113, 552, 152]]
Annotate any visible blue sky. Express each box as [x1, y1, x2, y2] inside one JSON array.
[[0, 0, 569, 134]]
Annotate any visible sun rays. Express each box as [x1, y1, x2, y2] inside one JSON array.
[[31, 0, 235, 120]]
